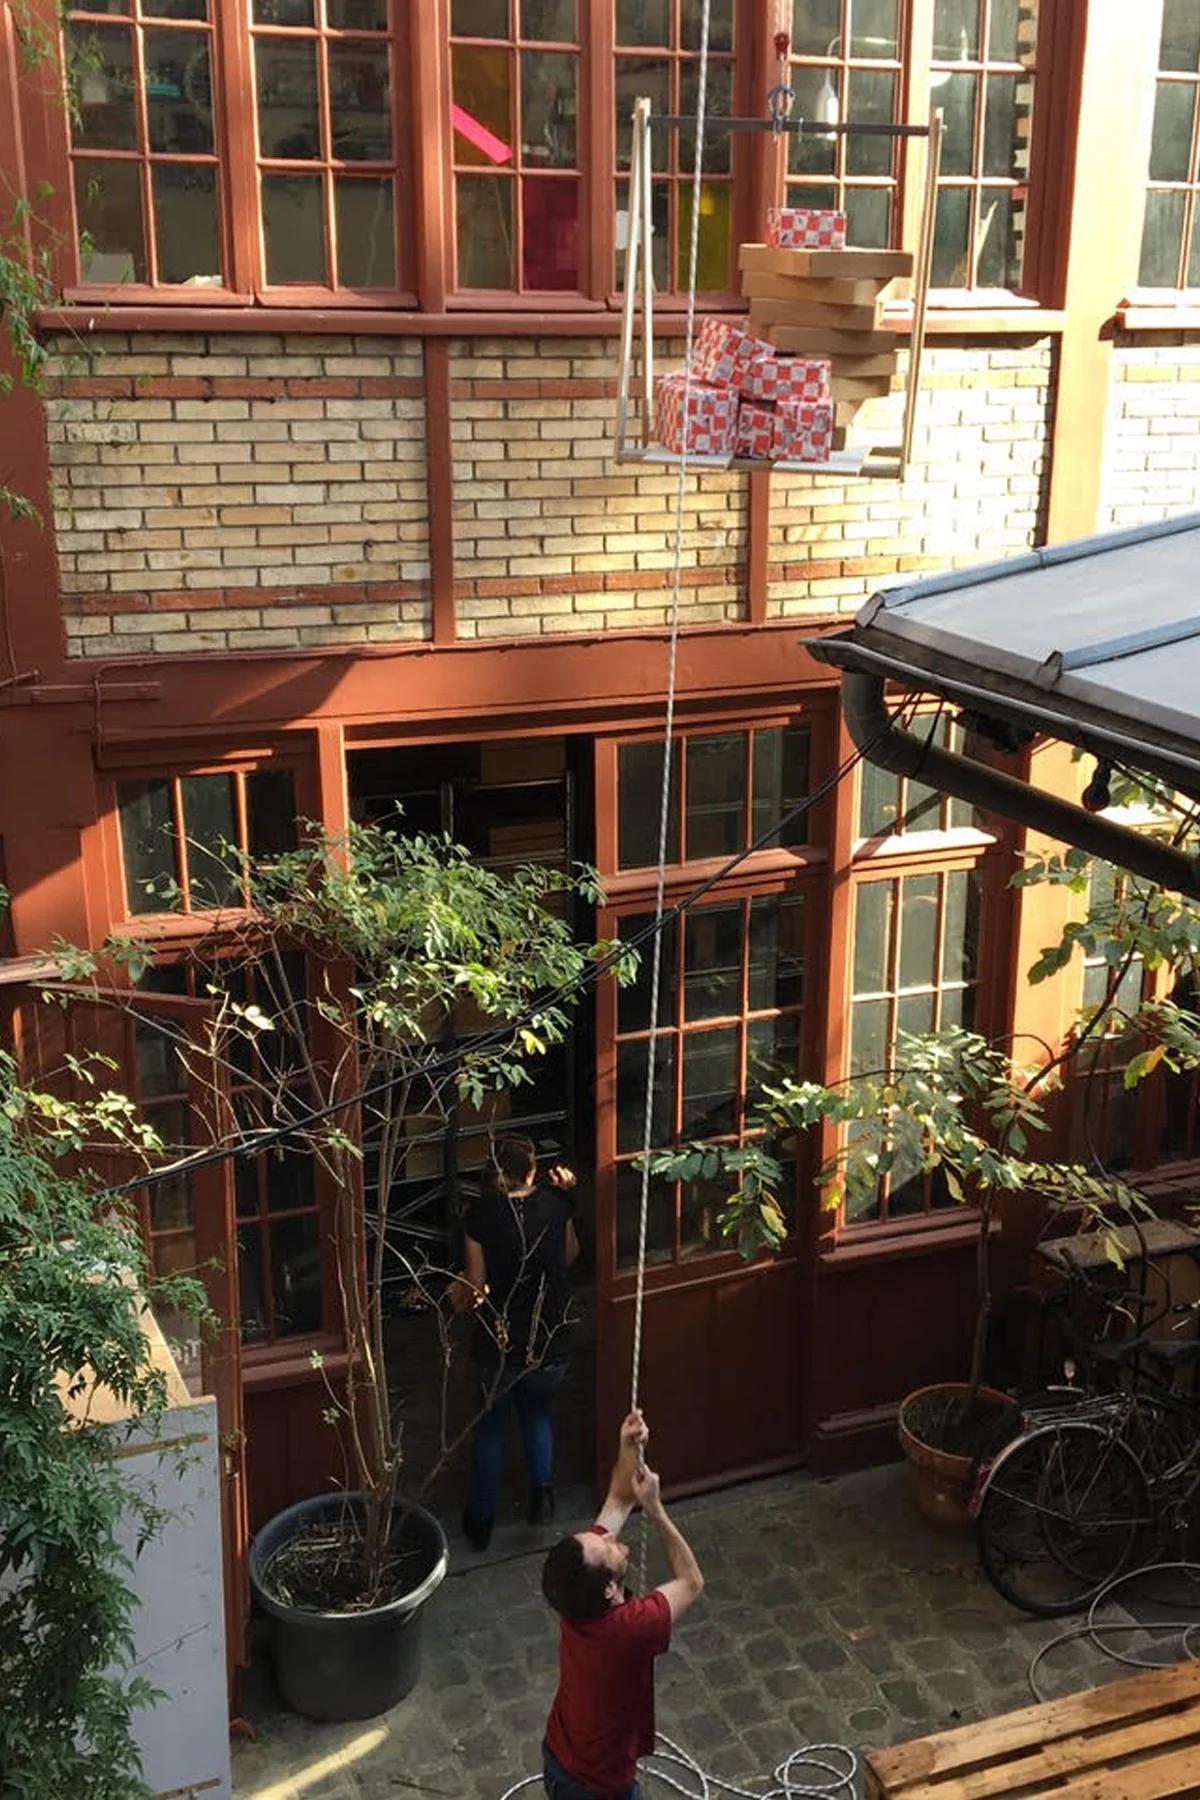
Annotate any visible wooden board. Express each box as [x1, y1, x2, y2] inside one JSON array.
[[741, 271, 892, 308], [739, 244, 914, 280], [761, 325, 897, 355], [830, 375, 895, 401], [863, 1658, 1200, 1800], [748, 299, 887, 333], [825, 353, 899, 377]]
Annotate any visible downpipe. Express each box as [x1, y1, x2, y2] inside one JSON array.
[[842, 669, 1200, 898]]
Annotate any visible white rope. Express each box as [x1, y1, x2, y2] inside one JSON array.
[[498, 1733, 857, 1800]]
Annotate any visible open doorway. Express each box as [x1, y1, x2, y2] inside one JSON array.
[[346, 734, 599, 1530]]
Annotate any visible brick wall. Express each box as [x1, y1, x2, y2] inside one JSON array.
[[45, 335, 431, 657], [1097, 335, 1200, 530], [450, 338, 746, 638], [767, 338, 1055, 618]]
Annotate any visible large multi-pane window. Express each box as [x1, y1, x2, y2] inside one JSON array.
[[616, 725, 811, 869], [787, 0, 904, 250], [928, 0, 1039, 288], [614, 0, 737, 293], [450, 1, 583, 292], [1138, 2, 1200, 290], [117, 767, 297, 915]]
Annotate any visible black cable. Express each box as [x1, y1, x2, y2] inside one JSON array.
[[96, 708, 908, 1203]]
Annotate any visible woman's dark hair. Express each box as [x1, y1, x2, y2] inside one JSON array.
[[541, 1535, 611, 1620], [491, 1134, 537, 1196]]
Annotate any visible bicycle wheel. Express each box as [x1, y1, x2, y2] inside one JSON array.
[[977, 1420, 1151, 1616]]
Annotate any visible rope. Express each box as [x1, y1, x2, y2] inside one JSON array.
[[1026, 1559, 1200, 1702], [497, 1733, 857, 1800], [628, 0, 714, 1594]]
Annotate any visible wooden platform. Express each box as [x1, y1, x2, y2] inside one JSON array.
[[864, 1658, 1200, 1798]]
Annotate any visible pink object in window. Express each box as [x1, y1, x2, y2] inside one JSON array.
[[452, 104, 513, 165], [522, 178, 580, 291]]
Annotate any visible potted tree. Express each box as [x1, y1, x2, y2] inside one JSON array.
[[65, 820, 631, 1720]]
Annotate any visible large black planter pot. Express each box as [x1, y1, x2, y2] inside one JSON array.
[[248, 1492, 448, 1722]]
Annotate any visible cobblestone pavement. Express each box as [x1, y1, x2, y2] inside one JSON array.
[[231, 1462, 1142, 1800]]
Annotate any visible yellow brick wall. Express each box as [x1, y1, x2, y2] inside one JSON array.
[[45, 334, 431, 657], [1097, 337, 1200, 530], [767, 338, 1055, 618]]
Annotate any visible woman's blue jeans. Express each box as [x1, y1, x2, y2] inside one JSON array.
[[469, 1360, 568, 1526]]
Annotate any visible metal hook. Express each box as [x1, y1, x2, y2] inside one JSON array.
[[766, 83, 794, 133]]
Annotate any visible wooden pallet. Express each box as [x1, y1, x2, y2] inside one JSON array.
[[864, 1659, 1200, 1799]]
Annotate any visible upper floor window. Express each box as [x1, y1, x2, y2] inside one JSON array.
[[1138, 1, 1200, 290], [117, 767, 297, 915], [450, 0, 583, 292], [614, 0, 737, 294], [928, 0, 1038, 289], [616, 724, 811, 870], [788, 0, 904, 250]]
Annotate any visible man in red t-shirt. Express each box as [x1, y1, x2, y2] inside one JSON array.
[[540, 1411, 704, 1800]]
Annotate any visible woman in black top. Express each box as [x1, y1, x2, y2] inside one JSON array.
[[455, 1134, 579, 1551]]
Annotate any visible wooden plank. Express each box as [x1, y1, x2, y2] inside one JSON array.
[[748, 299, 886, 332], [1052, 1739, 1200, 1800], [865, 1661, 1200, 1792], [922, 1703, 1200, 1799], [739, 244, 914, 279], [825, 353, 899, 377], [761, 325, 897, 354], [741, 270, 891, 307], [830, 375, 895, 401]]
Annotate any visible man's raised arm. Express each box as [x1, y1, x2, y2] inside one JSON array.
[[593, 1409, 648, 1535]]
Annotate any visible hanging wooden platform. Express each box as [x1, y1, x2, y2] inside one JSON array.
[[863, 1657, 1200, 1799]]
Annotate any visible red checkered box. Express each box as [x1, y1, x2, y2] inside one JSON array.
[[774, 398, 834, 463], [766, 206, 847, 250], [735, 401, 777, 460], [654, 370, 737, 457], [690, 317, 776, 393], [743, 353, 831, 407]]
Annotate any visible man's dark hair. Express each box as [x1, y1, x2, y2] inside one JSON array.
[[541, 1536, 611, 1620], [492, 1134, 538, 1195]]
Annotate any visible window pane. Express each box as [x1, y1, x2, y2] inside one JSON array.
[[145, 0, 208, 15], [940, 71, 978, 176], [263, 173, 327, 281], [1149, 80, 1195, 182], [684, 902, 742, 1021], [1187, 209, 1200, 288], [456, 173, 514, 285], [616, 177, 670, 290], [617, 912, 678, 1035], [749, 894, 805, 1011], [75, 158, 147, 284], [147, 1163, 192, 1236], [792, 0, 840, 58], [789, 68, 840, 176], [153, 164, 222, 284], [521, 177, 580, 289], [70, 24, 137, 149], [982, 73, 1020, 178], [942, 869, 980, 985], [978, 187, 1020, 288], [679, 1173, 728, 1260], [453, 43, 513, 165], [932, 185, 971, 284], [617, 1036, 675, 1152], [682, 1027, 739, 1136], [853, 0, 898, 56], [521, 51, 577, 165], [846, 186, 892, 247], [271, 1212, 323, 1336], [897, 992, 934, 1039], [119, 779, 179, 912], [898, 873, 939, 990], [329, 44, 393, 160], [681, 0, 734, 52], [181, 773, 240, 907], [615, 58, 671, 170], [677, 181, 732, 290], [235, 1157, 259, 1219], [618, 740, 680, 869], [1139, 188, 1185, 287], [336, 176, 396, 285], [933, 0, 979, 59], [859, 760, 900, 837], [254, 0, 314, 20], [521, 0, 576, 39], [135, 1015, 181, 1100], [256, 39, 320, 159], [681, 62, 733, 173], [686, 733, 746, 859], [238, 1224, 268, 1343], [454, 0, 508, 31], [847, 70, 896, 177], [616, 1163, 674, 1269], [752, 725, 811, 847], [746, 1013, 801, 1092], [266, 1145, 315, 1213], [988, 0, 1026, 63], [328, 0, 389, 22], [144, 29, 213, 153], [1161, 0, 1200, 73], [853, 881, 893, 996], [246, 772, 296, 862], [617, 0, 670, 46], [850, 997, 889, 1078]]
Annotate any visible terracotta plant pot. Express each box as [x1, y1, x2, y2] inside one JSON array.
[[897, 1382, 1015, 1529]]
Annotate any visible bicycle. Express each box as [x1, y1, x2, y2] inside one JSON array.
[[974, 1302, 1200, 1616]]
